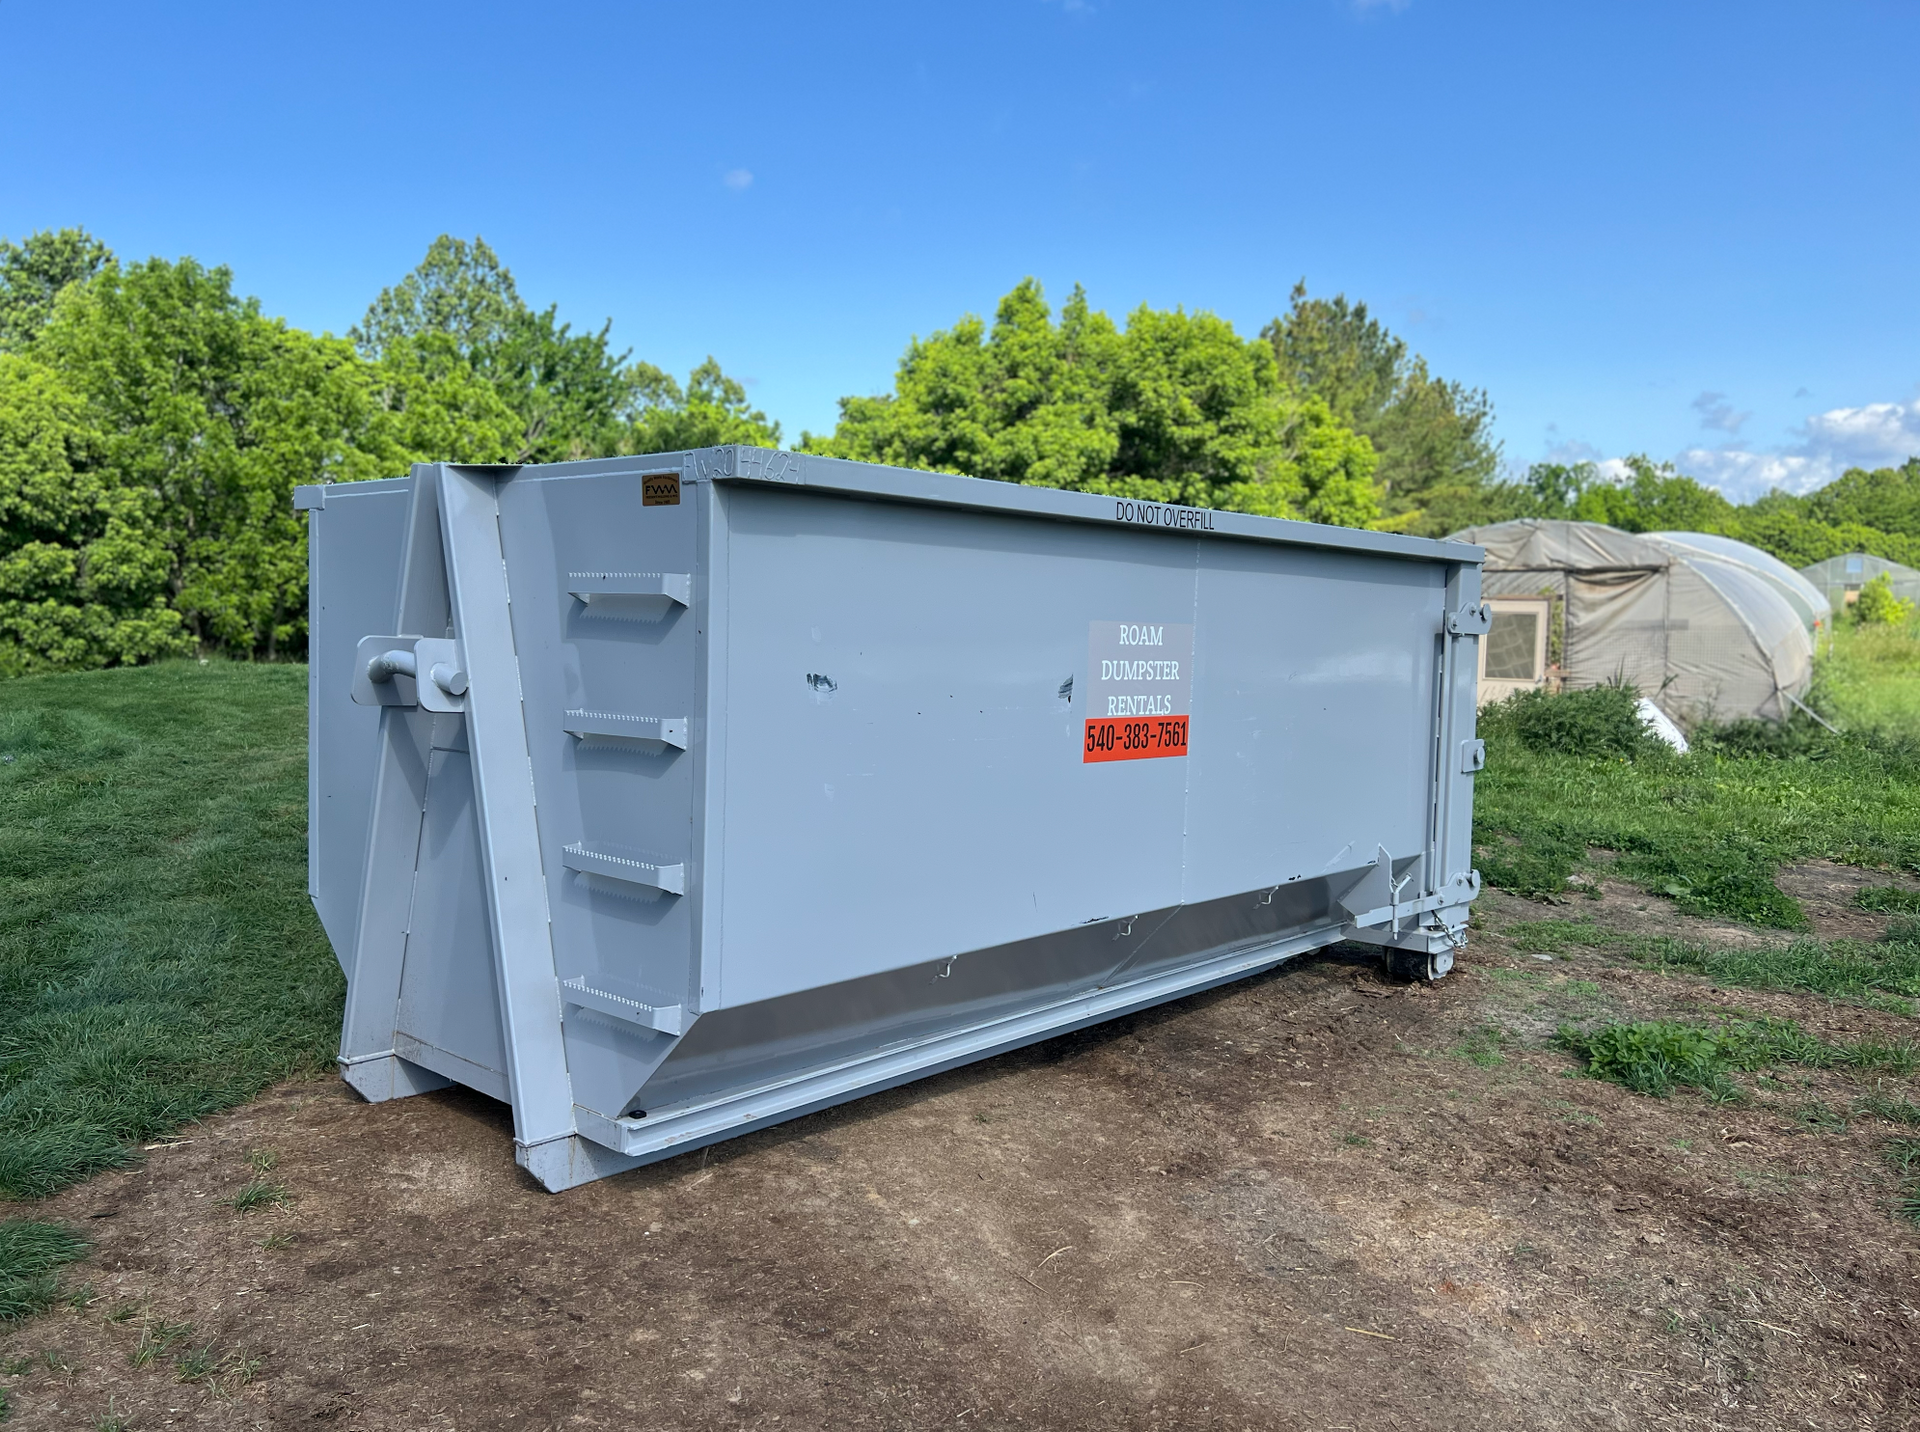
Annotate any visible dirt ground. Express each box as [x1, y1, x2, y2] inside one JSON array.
[[5, 872, 1919, 1431]]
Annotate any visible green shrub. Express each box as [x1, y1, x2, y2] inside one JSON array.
[[1854, 572, 1914, 627], [1483, 683, 1658, 759]]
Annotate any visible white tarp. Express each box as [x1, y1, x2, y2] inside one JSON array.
[[1637, 697, 1690, 752]]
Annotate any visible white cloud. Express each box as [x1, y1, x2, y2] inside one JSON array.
[[1534, 438, 1630, 483], [722, 169, 754, 191], [1677, 395, 1920, 502], [1690, 390, 1750, 435]]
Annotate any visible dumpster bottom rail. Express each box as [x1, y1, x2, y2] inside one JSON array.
[[517, 920, 1348, 1192]]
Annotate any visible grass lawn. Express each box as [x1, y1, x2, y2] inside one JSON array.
[[1819, 613, 1920, 733], [0, 662, 340, 1202], [1473, 670, 1920, 927]]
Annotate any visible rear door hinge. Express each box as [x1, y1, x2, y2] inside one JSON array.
[[1446, 603, 1491, 636]]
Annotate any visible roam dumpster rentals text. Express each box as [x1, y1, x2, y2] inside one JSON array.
[[1083, 621, 1194, 763]]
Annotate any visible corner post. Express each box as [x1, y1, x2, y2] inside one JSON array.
[[434, 465, 580, 1159]]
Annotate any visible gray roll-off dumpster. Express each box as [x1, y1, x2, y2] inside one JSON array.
[[299, 448, 1487, 1191]]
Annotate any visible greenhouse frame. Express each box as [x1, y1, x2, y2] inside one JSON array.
[[1447, 520, 1814, 724], [1799, 552, 1920, 611]]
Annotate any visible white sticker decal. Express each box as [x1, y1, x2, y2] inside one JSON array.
[[1083, 621, 1193, 763]]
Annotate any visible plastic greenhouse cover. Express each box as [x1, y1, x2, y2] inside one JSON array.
[[1649, 531, 1831, 629], [1677, 551, 1814, 696], [1800, 553, 1920, 603]]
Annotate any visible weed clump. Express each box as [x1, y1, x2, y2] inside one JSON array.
[[129, 1317, 193, 1369], [1689, 714, 1830, 759], [226, 1178, 289, 1214], [1855, 1087, 1920, 1125], [1855, 886, 1920, 915], [1886, 1138, 1920, 1225], [0, 1220, 89, 1324], [1557, 1019, 1750, 1099], [1630, 930, 1920, 1005], [1555, 1015, 1910, 1099]]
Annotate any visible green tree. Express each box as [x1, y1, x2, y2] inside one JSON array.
[[629, 359, 782, 453], [353, 235, 778, 463], [0, 354, 189, 673], [1567, 456, 1736, 532], [1802, 459, 1920, 536], [355, 235, 632, 463], [807, 279, 1378, 526], [1721, 508, 1920, 569], [0, 232, 780, 672], [0, 227, 113, 353], [1264, 283, 1499, 534], [34, 255, 524, 659], [352, 235, 523, 361]]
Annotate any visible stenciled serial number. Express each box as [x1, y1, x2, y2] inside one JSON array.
[[1083, 715, 1190, 764]]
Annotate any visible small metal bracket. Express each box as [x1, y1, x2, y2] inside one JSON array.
[[568, 572, 692, 610], [1460, 738, 1486, 773], [292, 484, 327, 511], [1446, 603, 1491, 636], [1335, 845, 1399, 922], [558, 975, 690, 1036], [562, 710, 689, 750], [351, 635, 468, 712], [561, 842, 685, 896]]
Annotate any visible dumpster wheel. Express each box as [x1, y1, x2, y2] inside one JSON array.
[[1384, 947, 1454, 983]]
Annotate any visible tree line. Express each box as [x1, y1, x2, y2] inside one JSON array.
[[0, 232, 780, 673], [1, 226, 1914, 673]]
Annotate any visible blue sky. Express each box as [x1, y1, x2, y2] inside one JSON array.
[[4, 1, 1916, 499]]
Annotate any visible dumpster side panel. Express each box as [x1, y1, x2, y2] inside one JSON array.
[[392, 742, 510, 1100], [306, 478, 410, 955], [1181, 543, 1444, 903], [711, 485, 1451, 1010], [714, 486, 1196, 1008]]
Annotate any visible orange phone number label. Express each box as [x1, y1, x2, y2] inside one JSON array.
[[1083, 715, 1189, 763]]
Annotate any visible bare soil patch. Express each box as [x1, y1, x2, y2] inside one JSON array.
[[1482, 858, 1920, 949], [4, 934, 1918, 1430], [1776, 861, 1920, 943]]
